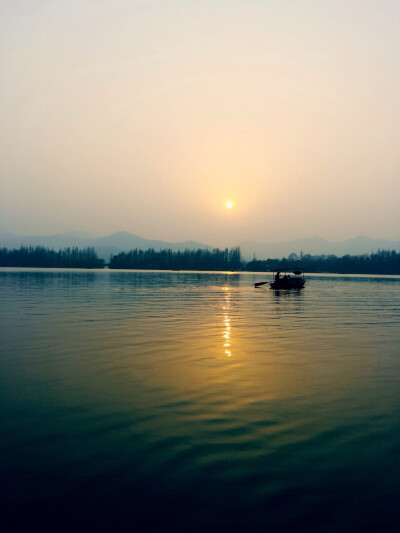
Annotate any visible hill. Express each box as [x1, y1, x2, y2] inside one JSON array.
[[0, 231, 211, 261], [1, 232, 399, 261], [239, 235, 400, 259]]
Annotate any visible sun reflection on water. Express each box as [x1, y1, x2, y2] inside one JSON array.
[[222, 286, 232, 357]]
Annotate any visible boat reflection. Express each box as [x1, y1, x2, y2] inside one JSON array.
[[273, 288, 304, 299]]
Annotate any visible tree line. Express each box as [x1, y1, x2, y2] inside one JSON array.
[[1, 246, 399, 274], [109, 247, 242, 270], [245, 249, 400, 275], [0, 246, 104, 268]]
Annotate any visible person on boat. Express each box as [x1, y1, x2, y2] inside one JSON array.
[[275, 271, 281, 283]]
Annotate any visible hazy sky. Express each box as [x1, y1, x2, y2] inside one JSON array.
[[1, 0, 400, 246]]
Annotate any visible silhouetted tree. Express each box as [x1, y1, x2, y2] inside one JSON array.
[[0, 246, 104, 268], [109, 247, 243, 271], [243, 249, 400, 275], [2, 246, 399, 274]]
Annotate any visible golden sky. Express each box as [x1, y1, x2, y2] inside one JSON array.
[[1, 1, 399, 245]]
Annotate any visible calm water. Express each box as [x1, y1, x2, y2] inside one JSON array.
[[1, 269, 400, 532]]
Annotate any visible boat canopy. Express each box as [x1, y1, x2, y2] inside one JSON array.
[[270, 267, 304, 275]]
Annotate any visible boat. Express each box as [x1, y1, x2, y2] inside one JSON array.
[[255, 268, 306, 290]]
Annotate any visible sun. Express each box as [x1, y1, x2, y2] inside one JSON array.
[[225, 201, 233, 209]]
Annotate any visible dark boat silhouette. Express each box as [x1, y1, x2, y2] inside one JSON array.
[[255, 268, 306, 289]]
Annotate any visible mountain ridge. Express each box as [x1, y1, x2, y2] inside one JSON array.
[[239, 235, 400, 259], [1, 231, 399, 261], [0, 231, 211, 261]]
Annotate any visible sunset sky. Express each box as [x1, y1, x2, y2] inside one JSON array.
[[1, 0, 400, 246]]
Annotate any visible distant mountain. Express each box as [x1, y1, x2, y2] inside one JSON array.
[[240, 235, 400, 259], [93, 231, 209, 254], [336, 236, 400, 255], [1, 231, 399, 262], [0, 231, 211, 261], [0, 232, 92, 250], [67, 230, 98, 239]]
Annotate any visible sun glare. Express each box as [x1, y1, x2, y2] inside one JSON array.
[[225, 201, 233, 209]]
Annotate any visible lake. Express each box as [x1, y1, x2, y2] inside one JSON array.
[[1, 268, 400, 532]]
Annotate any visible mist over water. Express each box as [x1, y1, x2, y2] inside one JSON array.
[[1, 269, 400, 532]]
